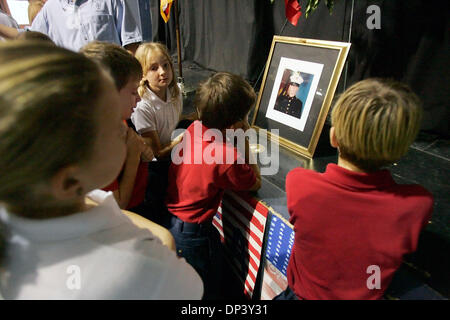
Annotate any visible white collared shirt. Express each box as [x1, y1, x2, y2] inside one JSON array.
[[0, 190, 203, 299], [131, 86, 182, 146], [30, 0, 144, 51]]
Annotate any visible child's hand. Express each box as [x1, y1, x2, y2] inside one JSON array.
[[173, 131, 184, 144], [233, 119, 251, 131], [126, 128, 143, 159], [138, 136, 155, 162], [241, 119, 251, 131]]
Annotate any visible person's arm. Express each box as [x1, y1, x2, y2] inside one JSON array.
[[113, 128, 143, 209], [141, 130, 182, 160], [85, 196, 175, 251], [136, 134, 154, 162], [121, 210, 176, 251], [0, 23, 19, 39], [235, 119, 261, 191], [159, 131, 184, 158], [244, 136, 261, 191], [117, 0, 143, 53]]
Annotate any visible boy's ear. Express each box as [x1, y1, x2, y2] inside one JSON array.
[[329, 126, 339, 148], [50, 166, 83, 201]]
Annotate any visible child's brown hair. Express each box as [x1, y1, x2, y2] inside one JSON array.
[[331, 78, 422, 171], [80, 41, 142, 90], [195, 72, 256, 130]]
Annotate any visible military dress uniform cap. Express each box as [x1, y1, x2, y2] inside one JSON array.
[[289, 72, 304, 86]]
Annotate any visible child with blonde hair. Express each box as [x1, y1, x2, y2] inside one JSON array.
[[0, 41, 202, 299], [277, 78, 433, 300], [132, 42, 182, 159], [15, 30, 54, 43], [131, 42, 183, 222]]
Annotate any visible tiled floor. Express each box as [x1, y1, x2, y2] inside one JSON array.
[[178, 60, 450, 298]]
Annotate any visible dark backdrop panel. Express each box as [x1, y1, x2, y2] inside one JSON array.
[[152, 0, 273, 81], [348, 0, 449, 135], [179, 1, 255, 77], [151, 0, 449, 136]]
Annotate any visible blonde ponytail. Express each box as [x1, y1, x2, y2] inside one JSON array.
[[138, 78, 148, 98], [0, 41, 104, 214]]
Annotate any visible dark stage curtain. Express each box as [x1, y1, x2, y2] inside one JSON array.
[[347, 0, 449, 136], [151, 0, 449, 136], [152, 0, 274, 84]]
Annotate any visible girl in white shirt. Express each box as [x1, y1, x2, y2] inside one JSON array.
[[131, 42, 183, 160], [131, 43, 185, 224], [0, 41, 202, 299]]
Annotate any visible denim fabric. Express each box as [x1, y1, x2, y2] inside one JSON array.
[[168, 215, 225, 300], [145, 160, 171, 226], [273, 285, 299, 300]]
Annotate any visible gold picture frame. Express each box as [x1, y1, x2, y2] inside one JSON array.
[[251, 36, 351, 158]]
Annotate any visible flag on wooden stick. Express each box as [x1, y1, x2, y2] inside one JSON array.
[[160, 0, 173, 23]]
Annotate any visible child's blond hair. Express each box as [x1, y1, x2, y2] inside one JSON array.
[[331, 78, 422, 171], [15, 31, 54, 43], [135, 42, 180, 100], [0, 41, 105, 212]]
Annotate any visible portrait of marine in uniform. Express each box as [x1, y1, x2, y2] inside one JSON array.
[[265, 57, 322, 133], [274, 71, 304, 119]]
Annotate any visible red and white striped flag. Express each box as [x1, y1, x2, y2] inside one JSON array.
[[160, 0, 173, 23], [213, 191, 269, 299]]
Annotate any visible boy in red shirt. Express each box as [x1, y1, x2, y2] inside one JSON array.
[[80, 42, 153, 214], [277, 78, 433, 300], [165, 72, 261, 299]]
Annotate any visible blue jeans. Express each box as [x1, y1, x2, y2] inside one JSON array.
[[168, 215, 225, 300], [273, 285, 299, 300]]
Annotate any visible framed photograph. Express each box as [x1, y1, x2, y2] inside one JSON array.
[[252, 36, 351, 158]]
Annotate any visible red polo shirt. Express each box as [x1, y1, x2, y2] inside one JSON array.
[[286, 164, 433, 300], [165, 121, 257, 224], [103, 161, 148, 209]]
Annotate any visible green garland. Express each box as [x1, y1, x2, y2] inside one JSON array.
[[305, 0, 335, 18], [271, 0, 335, 18]]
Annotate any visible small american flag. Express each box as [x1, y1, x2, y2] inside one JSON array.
[[260, 213, 294, 300], [213, 191, 269, 299]]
